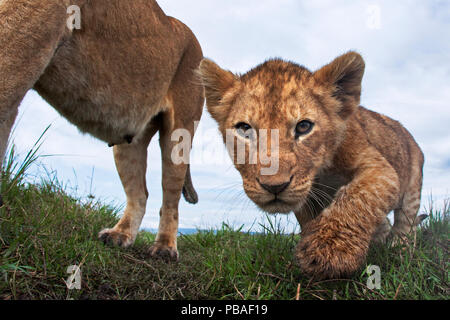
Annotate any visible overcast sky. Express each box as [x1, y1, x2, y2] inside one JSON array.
[[11, 0, 450, 233]]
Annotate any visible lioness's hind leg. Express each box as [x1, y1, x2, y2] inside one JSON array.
[[99, 126, 157, 247], [147, 112, 195, 261], [148, 38, 203, 261], [149, 117, 200, 262]]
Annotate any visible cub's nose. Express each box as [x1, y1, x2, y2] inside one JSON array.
[[258, 178, 292, 195]]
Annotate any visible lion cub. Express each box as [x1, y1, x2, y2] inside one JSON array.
[[198, 52, 425, 279]]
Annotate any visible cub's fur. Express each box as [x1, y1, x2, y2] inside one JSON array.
[[0, 0, 204, 259], [198, 52, 425, 278]]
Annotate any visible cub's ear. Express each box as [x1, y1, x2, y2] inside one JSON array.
[[197, 58, 237, 124], [314, 51, 365, 119]]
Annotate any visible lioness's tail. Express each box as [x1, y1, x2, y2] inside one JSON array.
[[182, 164, 198, 204]]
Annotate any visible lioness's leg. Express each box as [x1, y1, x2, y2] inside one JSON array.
[[99, 125, 158, 247], [148, 38, 203, 260], [0, 1, 68, 201], [147, 111, 195, 261]]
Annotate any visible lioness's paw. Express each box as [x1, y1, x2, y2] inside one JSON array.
[[148, 244, 178, 262], [295, 220, 368, 279], [98, 228, 134, 248]]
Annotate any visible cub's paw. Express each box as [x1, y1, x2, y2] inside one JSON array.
[[98, 228, 134, 248], [148, 244, 178, 262], [388, 232, 413, 249], [295, 220, 368, 279]]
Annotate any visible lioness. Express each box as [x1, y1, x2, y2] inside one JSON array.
[[0, 0, 204, 259], [198, 52, 425, 278]]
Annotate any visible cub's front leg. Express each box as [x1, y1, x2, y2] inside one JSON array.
[[295, 156, 400, 279]]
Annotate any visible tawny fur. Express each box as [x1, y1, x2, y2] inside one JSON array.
[[0, 0, 204, 260], [198, 52, 424, 279]]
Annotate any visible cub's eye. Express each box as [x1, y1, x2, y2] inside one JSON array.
[[235, 122, 254, 139], [295, 120, 314, 137]]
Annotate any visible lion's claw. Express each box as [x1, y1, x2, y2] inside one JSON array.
[[98, 228, 133, 248], [148, 244, 179, 262]]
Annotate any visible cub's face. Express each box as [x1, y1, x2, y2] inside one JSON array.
[[198, 52, 364, 214]]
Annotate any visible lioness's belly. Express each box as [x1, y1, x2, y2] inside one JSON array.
[[34, 27, 183, 145]]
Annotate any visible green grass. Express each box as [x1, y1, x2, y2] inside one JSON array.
[[0, 142, 448, 300]]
